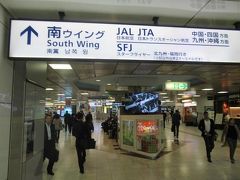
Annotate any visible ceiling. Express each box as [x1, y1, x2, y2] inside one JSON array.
[[1, 0, 240, 101]]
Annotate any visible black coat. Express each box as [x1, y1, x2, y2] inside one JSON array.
[[198, 119, 215, 137], [172, 112, 181, 125], [73, 120, 88, 148], [44, 124, 56, 160]]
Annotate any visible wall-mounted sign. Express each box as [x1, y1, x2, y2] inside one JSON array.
[[9, 19, 240, 63], [165, 82, 188, 91]]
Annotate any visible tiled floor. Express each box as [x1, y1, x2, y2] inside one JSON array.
[[43, 121, 240, 180]]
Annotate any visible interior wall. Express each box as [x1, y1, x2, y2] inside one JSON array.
[[0, 5, 13, 180], [195, 96, 214, 120]]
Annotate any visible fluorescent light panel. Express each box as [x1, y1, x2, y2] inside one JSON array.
[[202, 88, 213, 91], [81, 93, 89, 95], [49, 64, 72, 69], [96, 79, 101, 82], [46, 88, 54, 91], [107, 83, 111, 86], [57, 94, 65, 96], [193, 95, 201, 97], [160, 92, 167, 95], [217, 91, 228, 94]]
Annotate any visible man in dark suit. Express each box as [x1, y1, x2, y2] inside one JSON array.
[[198, 111, 216, 163], [44, 114, 57, 175], [73, 112, 88, 174]]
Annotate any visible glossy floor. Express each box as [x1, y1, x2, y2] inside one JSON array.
[[43, 121, 240, 180]]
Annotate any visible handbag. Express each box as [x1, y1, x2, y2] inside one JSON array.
[[86, 138, 96, 149], [53, 149, 59, 162]]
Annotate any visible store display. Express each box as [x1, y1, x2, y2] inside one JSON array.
[[122, 120, 134, 146], [137, 120, 158, 134]]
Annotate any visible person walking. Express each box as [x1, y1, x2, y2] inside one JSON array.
[[172, 110, 181, 142], [198, 111, 216, 163], [64, 111, 71, 133], [44, 114, 57, 175], [52, 114, 62, 143], [221, 118, 240, 163], [85, 112, 94, 139], [73, 112, 88, 174]]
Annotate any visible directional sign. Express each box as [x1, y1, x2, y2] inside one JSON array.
[[20, 26, 38, 45], [9, 19, 240, 63], [165, 82, 189, 91]]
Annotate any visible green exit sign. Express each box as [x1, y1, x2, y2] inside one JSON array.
[[165, 82, 189, 91]]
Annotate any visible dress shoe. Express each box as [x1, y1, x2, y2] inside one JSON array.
[[208, 158, 212, 163], [47, 171, 54, 176], [80, 166, 84, 174]]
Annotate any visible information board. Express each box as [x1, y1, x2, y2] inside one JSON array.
[[9, 19, 240, 63]]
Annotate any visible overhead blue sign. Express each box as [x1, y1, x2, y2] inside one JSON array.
[[9, 19, 240, 63]]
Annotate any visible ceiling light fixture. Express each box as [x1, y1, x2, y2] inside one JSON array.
[[57, 94, 65, 96], [81, 93, 89, 95], [66, 97, 72, 99], [193, 95, 201, 97], [96, 79, 101, 82], [107, 83, 111, 86], [46, 88, 54, 91], [49, 64, 72, 69], [177, 93, 184, 96], [202, 88, 213, 91], [45, 98, 52, 101], [182, 99, 192, 103], [162, 96, 168, 99], [217, 91, 228, 94], [160, 92, 167, 95]]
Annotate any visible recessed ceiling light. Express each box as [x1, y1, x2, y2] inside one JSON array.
[[57, 94, 65, 96], [49, 64, 72, 69], [81, 93, 89, 95], [217, 91, 228, 94], [96, 79, 101, 82], [202, 88, 213, 91], [107, 83, 111, 86], [46, 88, 54, 91], [193, 95, 201, 97], [160, 92, 167, 95]]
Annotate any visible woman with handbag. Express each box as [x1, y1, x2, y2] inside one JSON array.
[[72, 112, 88, 174], [221, 118, 240, 163]]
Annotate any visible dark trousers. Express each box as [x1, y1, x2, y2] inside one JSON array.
[[65, 123, 68, 132], [173, 125, 179, 138], [76, 146, 86, 171], [203, 135, 214, 159], [47, 159, 54, 173], [55, 130, 60, 143], [227, 138, 237, 160], [68, 124, 72, 134]]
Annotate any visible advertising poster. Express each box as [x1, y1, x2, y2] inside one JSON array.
[[123, 120, 134, 146]]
